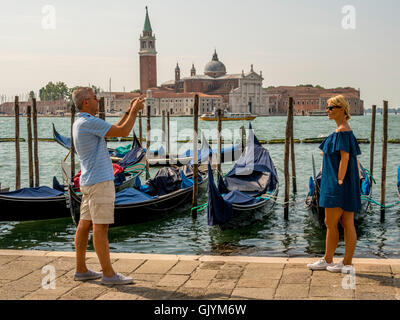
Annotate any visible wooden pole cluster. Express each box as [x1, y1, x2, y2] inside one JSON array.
[[380, 100, 388, 222], [283, 97, 294, 220], [32, 98, 39, 187], [70, 104, 76, 178], [14, 96, 21, 190], [98, 97, 105, 121], [217, 109, 222, 173], [26, 105, 34, 187], [146, 104, 151, 179], [192, 94, 199, 218], [369, 105, 376, 176]]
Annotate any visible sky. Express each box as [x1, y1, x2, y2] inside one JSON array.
[[0, 0, 399, 108]]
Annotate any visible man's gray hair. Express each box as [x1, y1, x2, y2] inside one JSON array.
[[72, 87, 92, 110]]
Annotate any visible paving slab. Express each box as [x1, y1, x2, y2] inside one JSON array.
[[190, 269, 218, 280], [309, 285, 354, 299], [156, 274, 189, 287], [275, 284, 309, 299], [167, 260, 200, 275], [134, 260, 177, 274], [231, 287, 275, 300], [112, 259, 145, 273]]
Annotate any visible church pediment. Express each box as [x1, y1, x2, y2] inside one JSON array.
[[243, 71, 262, 80]]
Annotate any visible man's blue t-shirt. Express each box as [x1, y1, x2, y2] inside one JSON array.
[[72, 112, 114, 187]]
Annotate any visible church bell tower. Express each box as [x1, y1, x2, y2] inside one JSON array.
[[139, 6, 157, 93]]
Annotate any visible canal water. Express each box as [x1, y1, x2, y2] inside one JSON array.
[[0, 115, 399, 258]]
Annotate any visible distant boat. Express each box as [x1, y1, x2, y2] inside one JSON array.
[[200, 110, 257, 121], [308, 110, 327, 116]]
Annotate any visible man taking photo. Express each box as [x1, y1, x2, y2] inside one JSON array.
[[71, 87, 144, 285]]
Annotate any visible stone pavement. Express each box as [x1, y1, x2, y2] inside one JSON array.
[[0, 249, 399, 300]]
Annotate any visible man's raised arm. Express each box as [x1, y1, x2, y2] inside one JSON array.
[[105, 98, 145, 137]]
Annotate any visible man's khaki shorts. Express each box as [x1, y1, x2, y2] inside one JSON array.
[[80, 180, 115, 225]]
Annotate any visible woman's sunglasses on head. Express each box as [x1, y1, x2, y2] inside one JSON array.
[[326, 105, 342, 111]]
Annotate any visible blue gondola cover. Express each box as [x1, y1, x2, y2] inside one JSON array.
[[397, 165, 400, 188], [115, 188, 154, 205], [1, 186, 64, 198], [117, 134, 146, 169], [207, 163, 233, 226], [308, 177, 315, 197], [223, 190, 263, 205]]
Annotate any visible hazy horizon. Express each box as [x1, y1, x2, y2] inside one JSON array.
[[0, 0, 399, 108]]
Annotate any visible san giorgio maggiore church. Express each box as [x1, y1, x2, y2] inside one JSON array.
[[126, 7, 272, 116]]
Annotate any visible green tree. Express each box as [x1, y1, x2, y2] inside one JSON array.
[[39, 81, 69, 101], [29, 91, 35, 100]]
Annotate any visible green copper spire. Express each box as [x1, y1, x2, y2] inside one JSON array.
[[143, 6, 152, 33]]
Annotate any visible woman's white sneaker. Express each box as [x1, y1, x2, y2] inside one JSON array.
[[307, 258, 334, 270], [326, 261, 344, 273], [326, 261, 355, 274]]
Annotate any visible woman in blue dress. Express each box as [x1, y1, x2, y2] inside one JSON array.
[[307, 95, 361, 274]]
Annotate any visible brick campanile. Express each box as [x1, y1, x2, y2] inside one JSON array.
[[139, 6, 157, 93]]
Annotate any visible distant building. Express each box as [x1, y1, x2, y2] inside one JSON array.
[[0, 99, 68, 115], [98, 92, 141, 114], [145, 90, 223, 116], [265, 86, 364, 116]]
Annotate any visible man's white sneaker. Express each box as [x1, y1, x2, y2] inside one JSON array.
[[101, 272, 133, 285], [307, 258, 334, 270], [326, 261, 355, 274]]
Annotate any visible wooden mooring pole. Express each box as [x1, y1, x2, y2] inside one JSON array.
[[139, 112, 143, 145], [380, 100, 388, 222], [26, 105, 34, 187], [289, 97, 297, 194], [70, 104, 76, 178], [99, 97, 105, 121], [146, 104, 151, 179], [161, 110, 166, 147], [167, 111, 171, 158], [283, 97, 293, 220], [192, 94, 199, 218], [217, 109, 222, 174], [369, 105, 376, 176], [32, 98, 39, 187], [15, 96, 21, 190], [240, 125, 246, 154]]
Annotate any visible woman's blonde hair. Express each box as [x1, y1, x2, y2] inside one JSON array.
[[327, 95, 350, 120]]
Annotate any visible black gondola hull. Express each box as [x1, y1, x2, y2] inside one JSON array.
[[0, 196, 69, 221], [218, 185, 279, 230]]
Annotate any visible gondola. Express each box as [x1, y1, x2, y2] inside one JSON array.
[[0, 134, 146, 222], [67, 164, 208, 228], [0, 178, 69, 221], [207, 124, 279, 229], [305, 155, 373, 227]]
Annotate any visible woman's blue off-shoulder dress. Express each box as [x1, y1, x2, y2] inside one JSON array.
[[319, 131, 361, 213]]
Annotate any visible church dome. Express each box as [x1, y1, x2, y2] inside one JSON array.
[[204, 50, 226, 77]]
